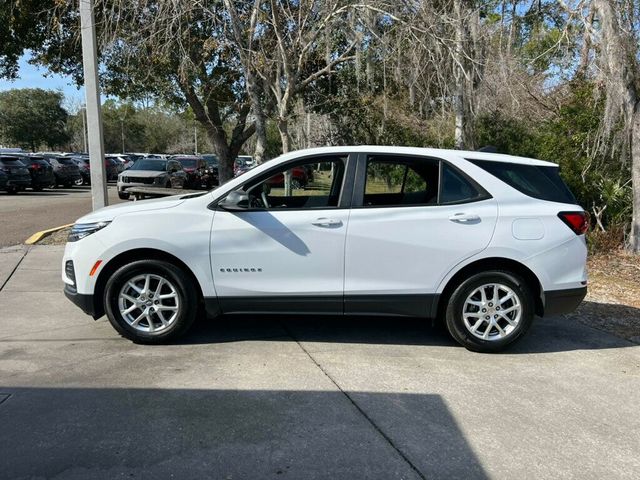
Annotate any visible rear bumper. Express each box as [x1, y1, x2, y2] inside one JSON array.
[[31, 175, 55, 186], [64, 285, 99, 318], [7, 177, 31, 187], [543, 286, 587, 316]]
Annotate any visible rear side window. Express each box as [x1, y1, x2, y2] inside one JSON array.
[[468, 159, 576, 204]]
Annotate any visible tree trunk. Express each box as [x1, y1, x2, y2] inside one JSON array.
[[277, 117, 292, 196], [248, 76, 267, 164], [277, 117, 291, 154], [631, 102, 640, 252], [203, 125, 234, 183], [453, 0, 466, 149]]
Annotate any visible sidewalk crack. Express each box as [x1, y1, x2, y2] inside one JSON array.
[[282, 323, 427, 480], [0, 247, 30, 292]]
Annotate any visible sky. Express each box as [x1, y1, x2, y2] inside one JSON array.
[[0, 53, 86, 108]]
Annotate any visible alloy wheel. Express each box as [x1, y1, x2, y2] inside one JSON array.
[[462, 283, 522, 341], [117, 273, 180, 334]]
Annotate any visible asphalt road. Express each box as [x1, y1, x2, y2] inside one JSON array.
[[0, 245, 639, 479], [0, 185, 124, 247]]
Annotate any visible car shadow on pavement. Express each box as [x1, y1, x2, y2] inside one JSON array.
[[0, 387, 487, 479], [180, 306, 638, 354]]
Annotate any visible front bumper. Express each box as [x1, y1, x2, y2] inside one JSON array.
[[543, 286, 587, 316], [64, 284, 99, 318]]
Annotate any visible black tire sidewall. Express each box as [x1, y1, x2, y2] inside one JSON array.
[[446, 271, 534, 353], [104, 259, 197, 344]]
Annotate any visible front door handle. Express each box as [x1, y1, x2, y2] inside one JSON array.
[[449, 213, 480, 223], [312, 217, 342, 227]]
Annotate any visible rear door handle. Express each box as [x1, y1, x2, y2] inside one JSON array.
[[449, 213, 480, 223], [312, 217, 342, 227]]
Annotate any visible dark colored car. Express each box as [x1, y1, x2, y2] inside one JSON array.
[[42, 156, 83, 187], [0, 156, 32, 193], [202, 154, 219, 186], [105, 155, 125, 178], [172, 156, 213, 189], [71, 157, 91, 185], [17, 155, 55, 190], [0, 168, 8, 191]]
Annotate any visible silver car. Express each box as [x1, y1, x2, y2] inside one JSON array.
[[117, 158, 187, 200]]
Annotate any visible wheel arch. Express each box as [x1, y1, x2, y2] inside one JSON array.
[[93, 248, 204, 318], [436, 257, 544, 319]]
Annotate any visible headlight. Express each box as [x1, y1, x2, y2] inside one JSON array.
[[68, 221, 111, 242]]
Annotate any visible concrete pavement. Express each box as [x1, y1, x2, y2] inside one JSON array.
[[0, 245, 639, 479], [0, 186, 123, 248]]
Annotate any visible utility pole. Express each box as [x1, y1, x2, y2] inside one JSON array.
[[80, 0, 108, 209]]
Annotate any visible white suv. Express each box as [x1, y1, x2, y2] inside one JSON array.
[[62, 146, 587, 352]]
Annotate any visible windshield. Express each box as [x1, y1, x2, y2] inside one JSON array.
[[176, 158, 197, 168], [130, 159, 167, 171]]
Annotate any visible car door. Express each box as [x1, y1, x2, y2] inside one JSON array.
[[344, 153, 498, 317], [210, 154, 354, 314]]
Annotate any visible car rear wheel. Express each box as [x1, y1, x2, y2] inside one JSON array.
[[104, 259, 198, 344], [445, 271, 534, 353]]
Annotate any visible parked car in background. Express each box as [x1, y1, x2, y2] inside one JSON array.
[[265, 165, 309, 188], [64, 146, 588, 351], [43, 156, 83, 188], [0, 156, 32, 193], [233, 155, 256, 177], [71, 157, 91, 185], [0, 168, 7, 191], [202, 154, 219, 186], [106, 155, 127, 175], [17, 155, 55, 191], [172, 155, 213, 189], [117, 158, 187, 199]]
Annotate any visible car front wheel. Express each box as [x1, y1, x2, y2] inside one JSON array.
[[104, 259, 198, 344], [118, 191, 130, 200], [445, 271, 534, 353]]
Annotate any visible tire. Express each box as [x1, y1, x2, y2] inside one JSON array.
[[104, 259, 198, 344], [64, 182, 73, 188], [118, 191, 130, 200], [32, 185, 43, 192], [6, 187, 18, 195], [445, 270, 534, 353]]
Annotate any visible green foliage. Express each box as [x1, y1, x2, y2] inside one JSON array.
[[475, 81, 632, 239], [0, 88, 69, 150]]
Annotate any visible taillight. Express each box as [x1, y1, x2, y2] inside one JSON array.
[[29, 163, 41, 170], [558, 211, 588, 235]]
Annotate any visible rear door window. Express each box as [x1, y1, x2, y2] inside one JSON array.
[[364, 156, 439, 207], [468, 159, 576, 204]]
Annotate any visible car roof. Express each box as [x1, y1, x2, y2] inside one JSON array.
[[273, 146, 558, 167]]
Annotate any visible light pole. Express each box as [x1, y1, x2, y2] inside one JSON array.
[[79, 0, 108, 209]]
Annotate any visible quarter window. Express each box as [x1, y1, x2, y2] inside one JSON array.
[[440, 163, 485, 204]]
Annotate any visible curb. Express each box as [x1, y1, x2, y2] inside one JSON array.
[[25, 224, 73, 245]]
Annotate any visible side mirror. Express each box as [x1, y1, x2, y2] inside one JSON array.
[[218, 189, 249, 211]]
